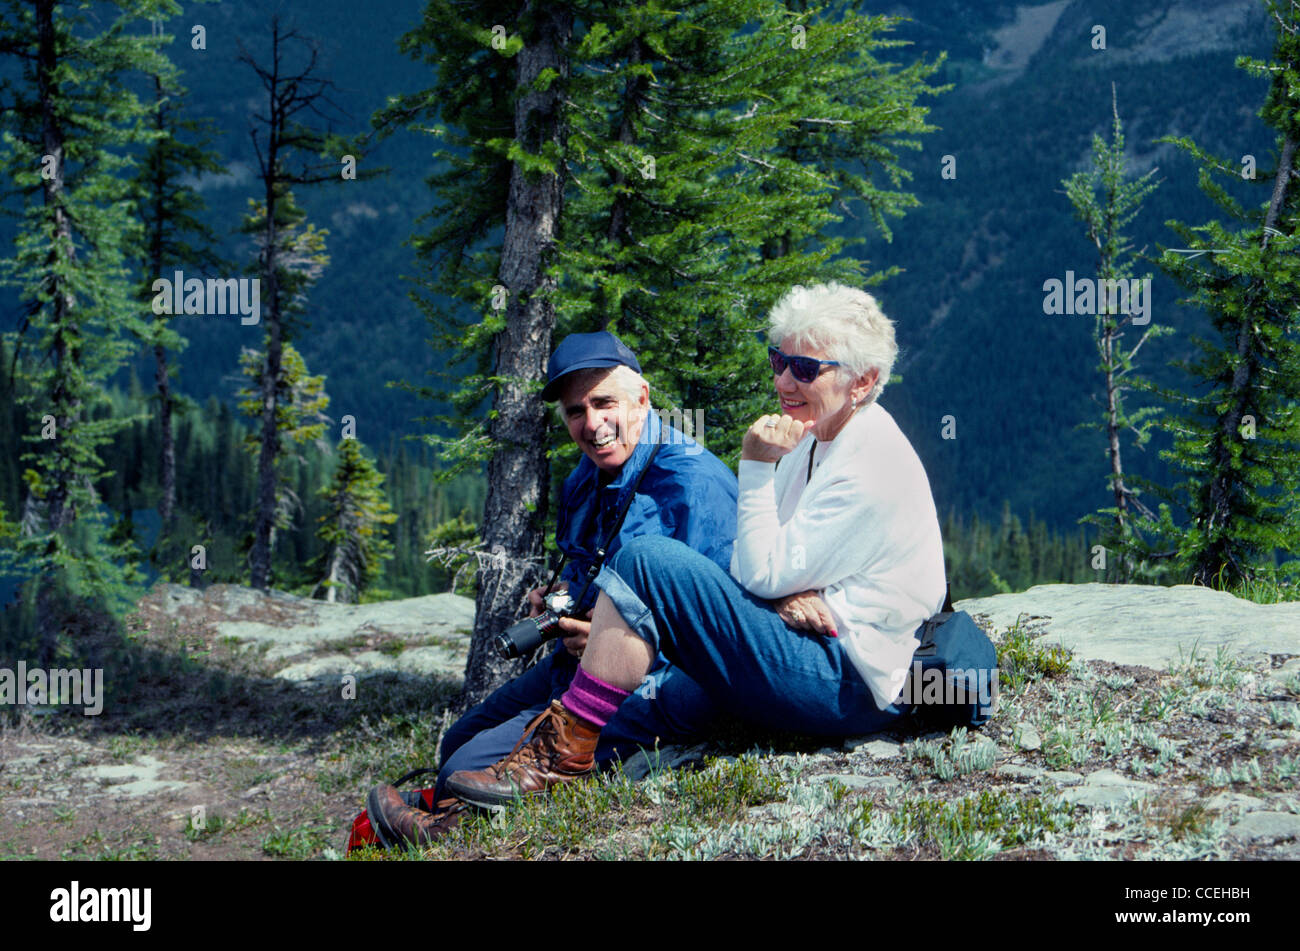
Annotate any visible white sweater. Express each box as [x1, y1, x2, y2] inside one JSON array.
[[730, 401, 947, 710]]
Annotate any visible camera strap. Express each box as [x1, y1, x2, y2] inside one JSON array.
[[560, 439, 664, 611]]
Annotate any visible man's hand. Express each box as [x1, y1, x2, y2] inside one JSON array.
[[559, 614, 593, 658], [774, 590, 837, 636], [527, 580, 570, 618], [741, 414, 814, 463]]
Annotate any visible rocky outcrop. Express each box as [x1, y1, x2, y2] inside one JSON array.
[[135, 583, 475, 686], [955, 583, 1300, 669]]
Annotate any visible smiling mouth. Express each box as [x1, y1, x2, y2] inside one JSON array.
[[591, 433, 618, 449], [781, 398, 807, 408]]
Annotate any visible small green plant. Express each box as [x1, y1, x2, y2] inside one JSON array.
[[905, 728, 997, 780], [1268, 703, 1300, 729], [997, 616, 1073, 691], [893, 790, 1076, 858], [261, 823, 332, 859]]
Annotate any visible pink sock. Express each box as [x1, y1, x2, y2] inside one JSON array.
[[562, 667, 631, 729]]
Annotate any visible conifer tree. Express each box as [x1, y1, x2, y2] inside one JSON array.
[[380, 0, 944, 704], [131, 9, 225, 527], [0, 0, 174, 651], [309, 437, 397, 603], [238, 18, 350, 591], [1062, 86, 1168, 581], [1145, 0, 1300, 588], [236, 339, 331, 574]]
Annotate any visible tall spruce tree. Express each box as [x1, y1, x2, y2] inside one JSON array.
[[1146, 0, 1300, 587], [379, 0, 944, 704], [309, 437, 397, 603], [131, 11, 225, 529], [1063, 87, 1168, 582], [236, 338, 331, 576], [238, 18, 348, 591], [0, 0, 174, 651]]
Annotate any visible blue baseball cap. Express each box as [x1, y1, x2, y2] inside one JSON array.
[[541, 331, 643, 401]]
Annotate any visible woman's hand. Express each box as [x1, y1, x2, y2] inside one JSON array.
[[774, 590, 837, 637], [741, 414, 814, 463]]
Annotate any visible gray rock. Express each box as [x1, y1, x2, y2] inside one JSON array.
[[1259, 737, 1294, 751], [956, 583, 1300, 669], [1206, 792, 1266, 814], [998, 764, 1044, 780], [72, 755, 190, 798], [275, 654, 360, 682], [1016, 724, 1042, 751], [847, 738, 902, 759], [1227, 811, 1300, 843], [1043, 770, 1084, 786], [1059, 769, 1157, 809], [149, 583, 475, 650], [394, 645, 466, 678]]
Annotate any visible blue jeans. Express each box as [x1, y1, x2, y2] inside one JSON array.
[[433, 645, 719, 801], [593, 534, 910, 735]]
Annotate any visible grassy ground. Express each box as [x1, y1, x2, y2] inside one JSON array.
[[2, 595, 1297, 861]]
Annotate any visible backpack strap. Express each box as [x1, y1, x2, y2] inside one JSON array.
[[916, 584, 956, 656]]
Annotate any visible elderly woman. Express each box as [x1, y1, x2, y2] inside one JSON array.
[[447, 282, 948, 806]]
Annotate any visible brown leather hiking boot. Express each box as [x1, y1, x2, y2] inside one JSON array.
[[367, 784, 468, 850], [445, 700, 600, 808]]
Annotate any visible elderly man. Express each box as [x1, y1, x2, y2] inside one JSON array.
[[357, 331, 738, 850]]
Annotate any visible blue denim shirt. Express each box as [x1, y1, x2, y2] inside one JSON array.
[[555, 411, 738, 613]]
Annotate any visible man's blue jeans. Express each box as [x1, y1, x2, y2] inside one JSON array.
[[592, 534, 911, 735], [433, 645, 718, 801]]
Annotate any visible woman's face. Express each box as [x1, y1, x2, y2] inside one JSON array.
[[773, 337, 877, 441]]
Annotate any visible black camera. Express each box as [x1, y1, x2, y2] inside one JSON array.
[[493, 590, 576, 660]]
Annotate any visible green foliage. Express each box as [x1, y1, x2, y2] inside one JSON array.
[[996, 615, 1074, 692], [1062, 86, 1172, 581], [0, 0, 179, 648], [1139, 1, 1300, 588], [941, 501, 1097, 598], [380, 0, 946, 484], [236, 340, 331, 547], [893, 790, 1076, 859], [309, 437, 398, 603], [425, 510, 481, 596]]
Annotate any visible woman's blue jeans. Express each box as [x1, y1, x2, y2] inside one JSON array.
[[592, 534, 911, 735]]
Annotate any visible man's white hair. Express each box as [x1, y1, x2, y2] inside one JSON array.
[[551, 364, 650, 425], [766, 282, 897, 403]]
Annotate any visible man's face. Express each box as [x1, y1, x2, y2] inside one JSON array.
[[560, 371, 649, 474]]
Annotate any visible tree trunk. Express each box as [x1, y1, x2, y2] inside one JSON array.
[[249, 29, 284, 592], [33, 0, 76, 659], [460, 0, 572, 709], [149, 76, 177, 525]]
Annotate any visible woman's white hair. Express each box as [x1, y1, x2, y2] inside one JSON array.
[[551, 364, 650, 424], [767, 282, 897, 404]]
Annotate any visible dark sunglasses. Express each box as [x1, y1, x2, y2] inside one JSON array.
[[768, 346, 840, 384]]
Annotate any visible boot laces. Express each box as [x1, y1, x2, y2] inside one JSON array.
[[490, 704, 563, 777]]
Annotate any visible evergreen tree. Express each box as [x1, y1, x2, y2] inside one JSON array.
[[0, 0, 174, 652], [379, 0, 945, 704], [1145, 0, 1300, 588], [238, 17, 352, 591], [131, 7, 225, 527], [309, 437, 397, 603], [236, 339, 331, 574], [1062, 86, 1168, 581]]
